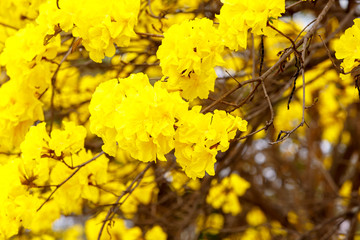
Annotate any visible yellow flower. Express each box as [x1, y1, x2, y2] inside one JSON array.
[[67, 0, 140, 62], [246, 207, 267, 226], [90, 73, 189, 162], [85, 212, 142, 240], [157, 18, 224, 100], [217, 0, 285, 50], [49, 121, 87, 157], [0, 80, 44, 152], [174, 107, 247, 178], [206, 174, 250, 215], [145, 225, 167, 240], [334, 18, 360, 72], [89, 75, 149, 156]]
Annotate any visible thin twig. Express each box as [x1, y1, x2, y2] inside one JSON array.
[[294, 19, 316, 42], [267, 22, 300, 57], [37, 151, 105, 211], [236, 80, 274, 140], [318, 34, 344, 73], [97, 162, 154, 240], [255, 0, 335, 143], [0, 22, 18, 30], [49, 38, 76, 133], [201, 78, 261, 113], [251, 33, 256, 93], [270, 37, 309, 144], [147, 0, 167, 19], [296, 206, 359, 240], [285, 0, 304, 10]]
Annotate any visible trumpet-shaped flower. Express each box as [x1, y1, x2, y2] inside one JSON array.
[[157, 18, 224, 100], [334, 18, 360, 72], [217, 0, 285, 50], [206, 174, 250, 215], [174, 107, 248, 179], [89, 73, 189, 162]]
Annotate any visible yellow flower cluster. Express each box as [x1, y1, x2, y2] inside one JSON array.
[[0, 80, 44, 152], [89, 73, 188, 160], [20, 122, 109, 214], [85, 212, 167, 240], [0, 162, 60, 238], [0, 121, 108, 238], [157, 18, 224, 100], [206, 173, 250, 215], [0, 0, 46, 50], [0, 14, 61, 151], [175, 107, 248, 178], [145, 225, 167, 240], [334, 19, 360, 72], [37, 0, 140, 62], [89, 73, 248, 178], [85, 212, 142, 240], [0, 23, 59, 80], [217, 0, 285, 50]]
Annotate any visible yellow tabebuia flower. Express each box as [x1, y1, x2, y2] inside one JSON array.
[[206, 173, 250, 215], [114, 82, 188, 162], [0, 80, 44, 152], [145, 225, 167, 240], [18, 121, 109, 214], [246, 207, 267, 226], [157, 18, 224, 100], [49, 121, 87, 156], [335, 18, 360, 72], [90, 73, 189, 162], [175, 107, 248, 178], [50, 149, 109, 214], [205, 213, 225, 235], [217, 0, 285, 50], [169, 170, 200, 195], [63, 225, 83, 240], [0, 158, 60, 239], [0, 17, 60, 152], [36, 0, 141, 62], [0, 22, 60, 81], [241, 226, 271, 240], [89, 73, 152, 156], [339, 180, 352, 206]]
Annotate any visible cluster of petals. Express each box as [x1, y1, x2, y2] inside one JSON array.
[[206, 173, 250, 215], [334, 19, 360, 72], [157, 18, 224, 100], [217, 0, 285, 50], [89, 73, 189, 161], [174, 107, 248, 179], [89, 73, 248, 178]]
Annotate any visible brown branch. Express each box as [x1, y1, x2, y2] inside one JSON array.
[[236, 79, 274, 141], [245, 0, 335, 143], [49, 38, 76, 133], [296, 206, 359, 240], [0, 22, 18, 30], [37, 151, 105, 211], [270, 37, 309, 144], [204, 0, 336, 138], [201, 78, 261, 113], [146, 0, 167, 20], [285, 0, 304, 10], [97, 162, 154, 240], [294, 19, 316, 42], [318, 34, 344, 74], [267, 22, 299, 57]]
